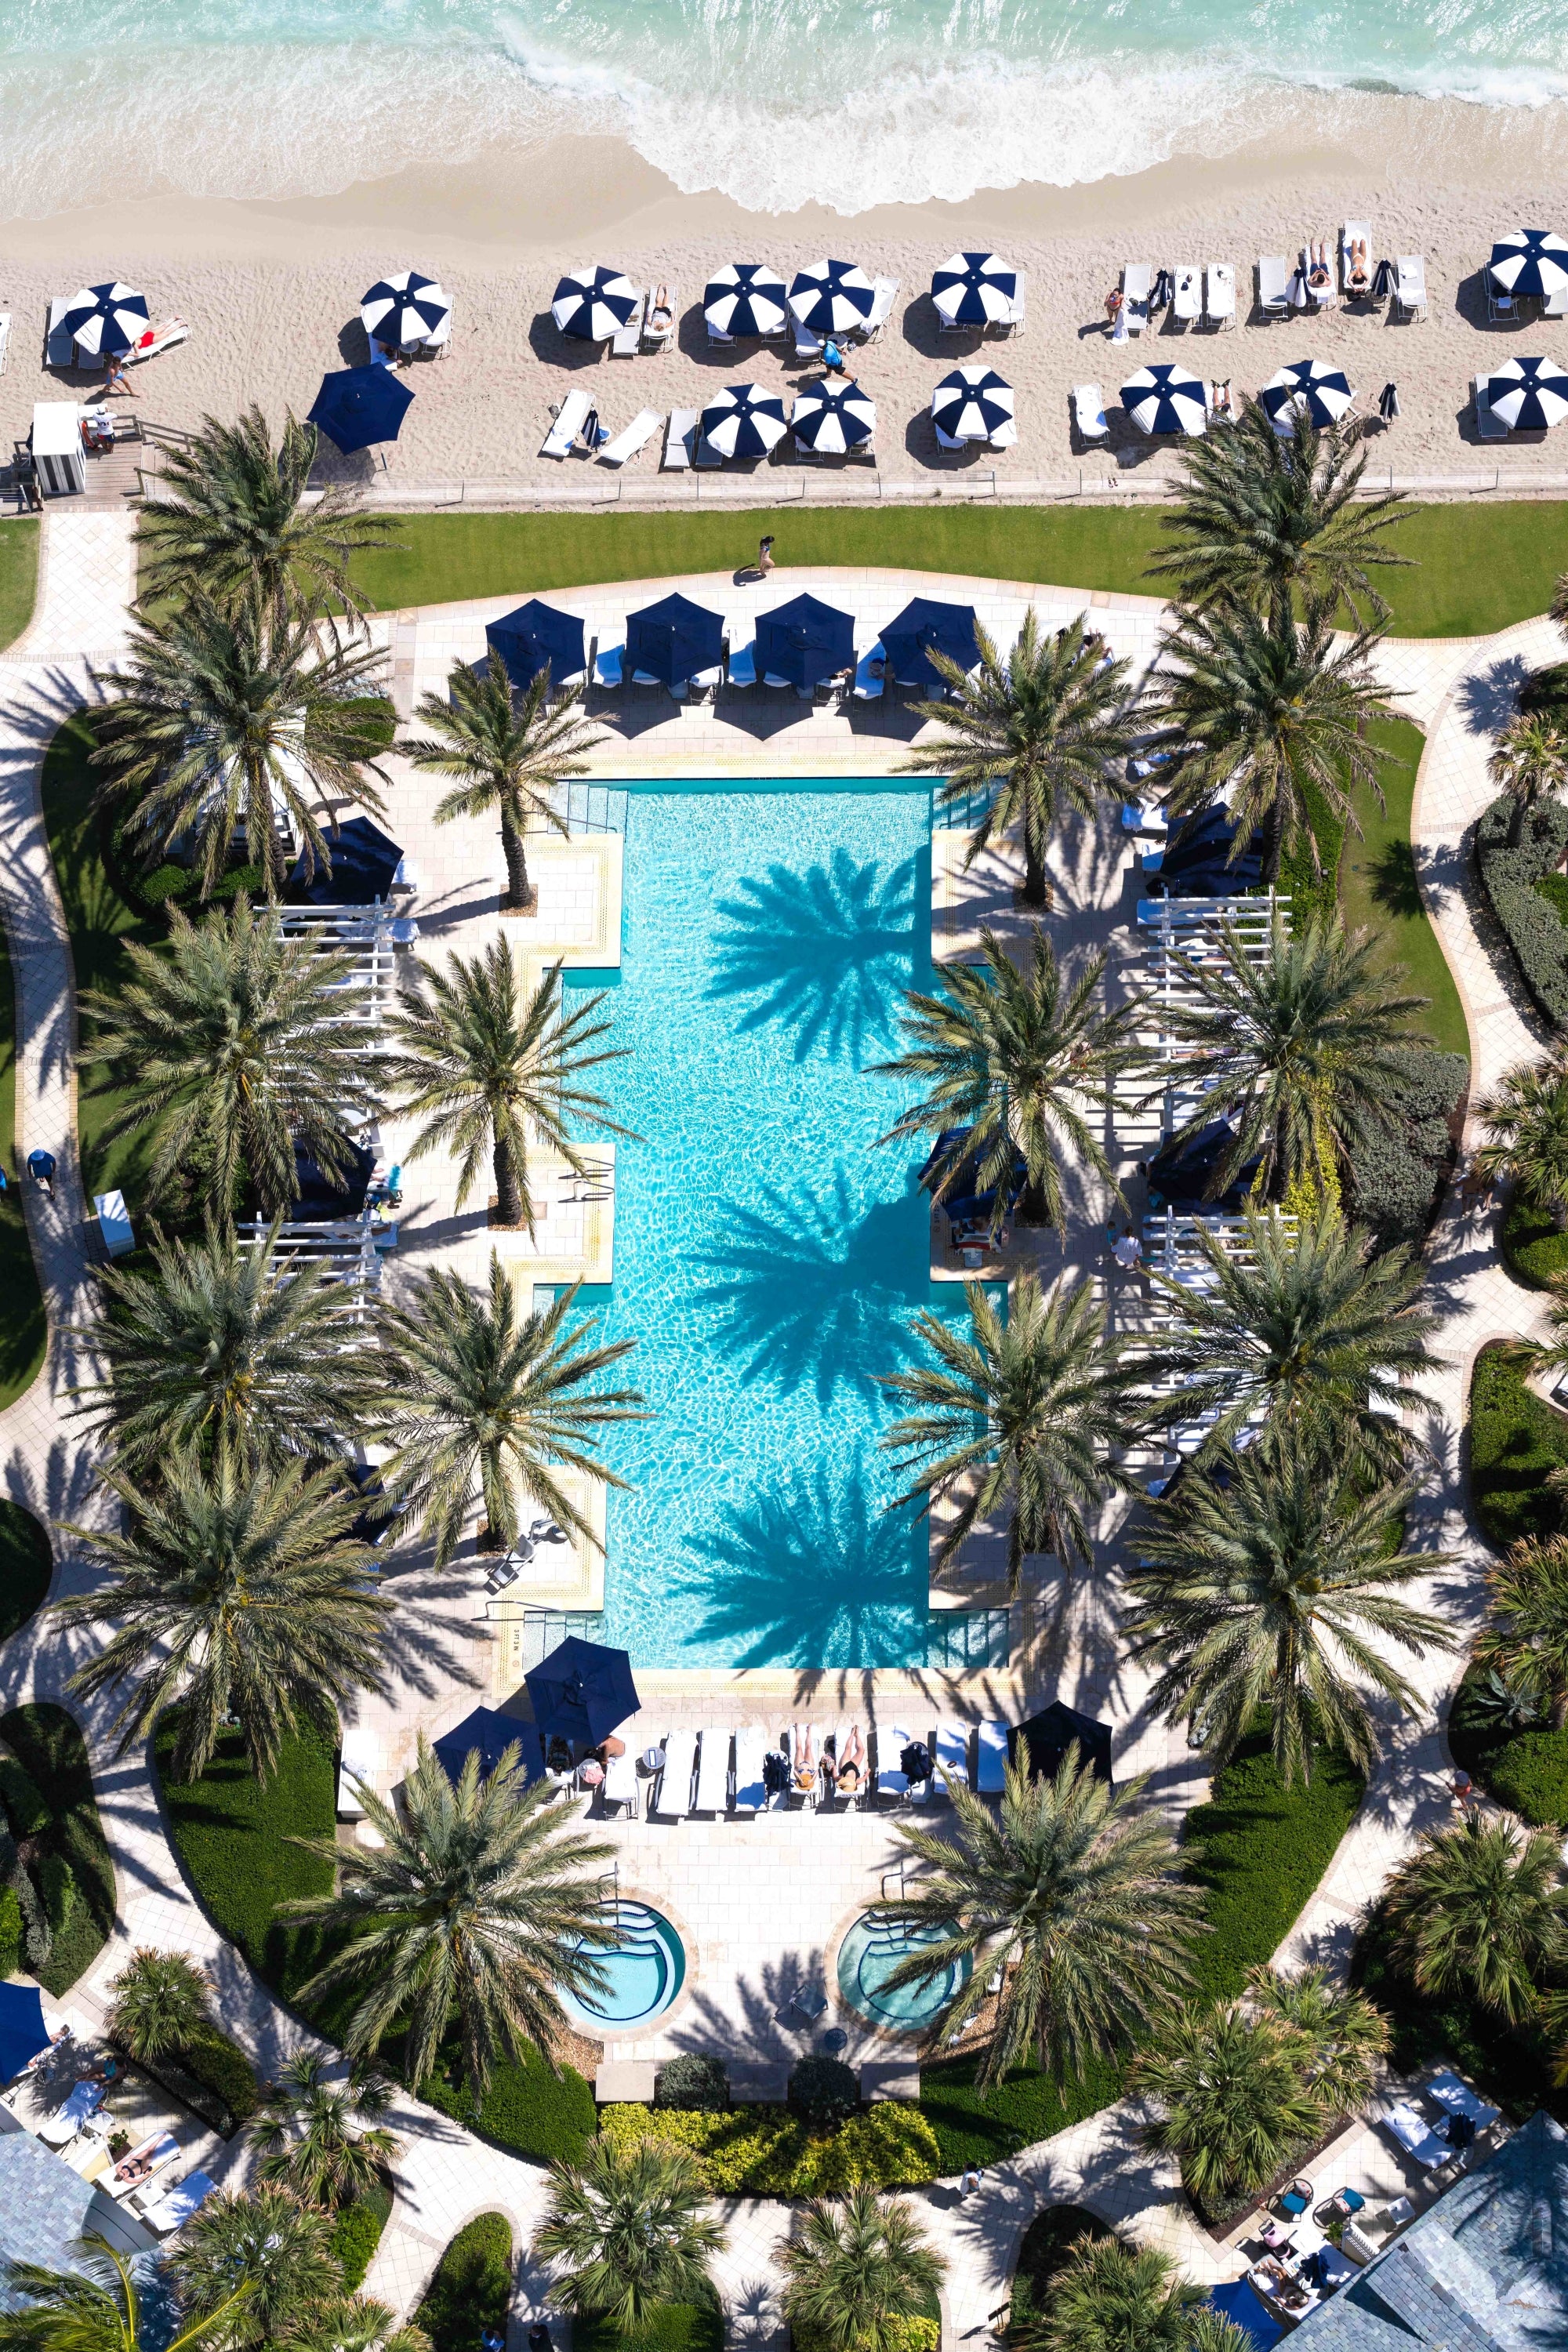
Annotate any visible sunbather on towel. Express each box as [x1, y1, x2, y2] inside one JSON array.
[[1348, 238, 1370, 292], [835, 1724, 864, 1795], [793, 1724, 818, 1794], [116, 2147, 158, 2184], [1308, 242, 1331, 288]]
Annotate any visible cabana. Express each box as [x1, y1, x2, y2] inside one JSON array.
[[1014, 1702, 1113, 1786], [1146, 1118, 1263, 1214], [882, 597, 980, 691], [755, 593, 855, 690], [289, 815, 405, 905], [485, 599, 587, 691], [626, 591, 724, 689]]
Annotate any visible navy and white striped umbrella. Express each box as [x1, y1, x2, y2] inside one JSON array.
[[788, 259, 875, 335], [931, 365, 1014, 441], [60, 281, 149, 358], [1484, 356, 1568, 430], [705, 263, 788, 338], [699, 383, 789, 460], [1260, 360, 1355, 429], [361, 269, 451, 349], [791, 376, 876, 453], [551, 267, 638, 342], [1489, 228, 1568, 297], [931, 251, 1017, 328], [1122, 363, 1207, 437]]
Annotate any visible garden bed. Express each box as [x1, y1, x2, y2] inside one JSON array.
[[1448, 1662, 1568, 1828], [0, 1703, 115, 1994], [1501, 1195, 1568, 1290], [0, 1502, 52, 1642], [1468, 1341, 1568, 1550], [415, 2212, 513, 2352], [600, 2097, 941, 2194]]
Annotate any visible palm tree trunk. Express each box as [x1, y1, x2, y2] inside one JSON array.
[[1508, 789, 1528, 850], [499, 804, 535, 913], [1259, 802, 1285, 887], [1022, 826, 1050, 909], [1269, 1107, 1290, 1206], [493, 1131, 524, 1227]]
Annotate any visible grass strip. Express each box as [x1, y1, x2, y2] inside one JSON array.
[[0, 521, 39, 652], [1340, 718, 1469, 1061]]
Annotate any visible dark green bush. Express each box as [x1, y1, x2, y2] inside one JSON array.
[[182, 2030, 261, 2125], [601, 2100, 940, 2193], [1490, 1729, 1568, 1826], [0, 1886, 21, 1977], [655, 2053, 729, 2112], [1502, 1194, 1568, 1288], [0, 1502, 52, 1642], [573, 2307, 724, 2352], [1519, 660, 1568, 720], [1007, 2207, 1112, 2334], [1353, 1902, 1560, 2125], [415, 2212, 513, 2352], [37, 1853, 78, 1936], [1343, 1047, 1468, 1250], [332, 2180, 392, 2290], [917, 2050, 1123, 2173], [788, 2053, 859, 2126], [421, 2042, 594, 2165], [0, 1704, 114, 1996], [0, 1751, 53, 1838], [1470, 1342, 1568, 1548], [1475, 794, 1568, 1030]]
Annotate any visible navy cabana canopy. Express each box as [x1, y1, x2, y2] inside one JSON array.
[[626, 592, 724, 688], [307, 365, 414, 454], [525, 1634, 641, 1748], [289, 815, 404, 906], [882, 597, 980, 690], [486, 600, 587, 692], [1014, 1701, 1113, 1787], [433, 1707, 534, 1784], [756, 593, 855, 690]]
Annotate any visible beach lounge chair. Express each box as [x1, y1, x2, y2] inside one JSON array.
[[935, 1722, 971, 1790], [1427, 2069, 1501, 2131], [652, 1730, 697, 1817], [1073, 384, 1109, 444], [94, 1189, 134, 1258], [1121, 263, 1152, 333], [976, 1720, 1008, 1794], [859, 278, 899, 340], [732, 1726, 768, 1815], [1171, 265, 1201, 322], [336, 1726, 381, 1820], [1474, 376, 1508, 440], [1302, 245, 1335, 308], [540, 390, 593, 459], [111, 2130, 178, 2198], [125, 317, 189, 364], [1393, 256, 1428, 320], [609, 292, 645, 356], [694, 1728, 732, 1814], [600, 408, 662, 466], [1487, 278, 1518, 324], [38, 2078, 104, 2147], [1205, 263, 1236, 327], [793, 320, 824, 362], [593, 643, 624, 689], [602, 1746, 639, 1816], [1341, 221, 1373, 298], [726, 641, 757, 688], [851, 641, 885, 699], [45, 297, 76, 368], [1382, 2099, 1451, 2169], [999, 271, 1026, 334], [694, 430, 724, 469], [875, 1724, 913, 1802], [0, 314, 9, 376], [662, 407, 698, 469], [641, 285, 677, 349], [137, 2168, 216, 2236], [1258, 256, 1293, 314]]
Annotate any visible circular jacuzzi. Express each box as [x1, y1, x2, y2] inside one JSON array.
[[837, 1910, 971, 2033], [561, 1901, 686, 2031]]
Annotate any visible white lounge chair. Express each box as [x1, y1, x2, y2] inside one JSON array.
[[935, 1722, 971, 1790], [125, 317, 190, 365], [540, 390, 592, 459], [1000, 271, 1026, 335], [1394, 256, 1428, 320], [1426, 2070, 1500, 2130], [45, 296, 76, 368], [851, 641, 885, 699], [662, 407, 698, 469], [95, 1189, 134, 1258], [1341, 221, 1372, 299], [732, 1726, 768, 1815], [1258, 256, 1293, 314], [1073, 383, 1108, 442], [38, 2079, 104, 2146], [694, 1727, 732, 1813], [336, 1726, 381, 1820], [1171, 265, 1201, 321], [602, 1746, 639, 1815], [976, 1720, 1008, 1794], [652, 1730, 697, 1817], [0, 314, 10, 376], [793, 321, 823, 362], [138, 2168, 216, 2235], [1302, 244, 1336, 308], [1488, 278, 1519, 324], [600, 408, 662, 466], [1205, 263, 1236, 327], [609, 292, 645, 356], [786, 1723, 825, 1806], [641, 285, 677, 349], [1475, 377, 1508, 440], [110, 2130, 178, 2200], [1121, 263, 1152, 333], [860, 278, 898, 339], [1548, 285, 1568, 319], [876, 1724, 913, 1802], [1382, 2100, 1450, 2169]]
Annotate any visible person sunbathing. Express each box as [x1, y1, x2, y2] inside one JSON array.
[[649, 285, 673, 336], [1348, 238, 1370, 293], [792, 1724, 818, 1795], [115, 2147, 157, 2184], [834, 1723, 864, 1795], [1308, 241, 1331, 288]]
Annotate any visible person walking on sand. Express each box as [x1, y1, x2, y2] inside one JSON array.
[[104, 358, 134, 397], [757, 534, 776, 576]]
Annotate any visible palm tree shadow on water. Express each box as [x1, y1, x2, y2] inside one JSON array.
[[706, 848, 924, 1063]]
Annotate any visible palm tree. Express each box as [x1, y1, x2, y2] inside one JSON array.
[[385, 938, 627, 1230], [279, 2299, 429, 2352], [873, 927, 1147, 1230], [1245, 1965, 1388, 2114], [281, 1733, 617, 2094], [377, 1259, 645, 1566], [136, 406, 394, 628], [881, 1748, 1203, 2086], [1130, 2003, 1323, 2205], [0, 2232, 247, 2352], [1490, 712, 1568, 847], [56, 1447, 393, 1784], [79, 897, 383, 1219], [1139, 1207, 1440, 1473], [776, 2188, 946, 2352], [1016, 2233, 1247, 2352], [1477, 1055, 1568, 1225], [401, 661, 604, 912], [1123, 1432, 1451, 1784], [1476, 1535, 1568, 1730], [1156, 909, 1433, 1206], [107, 1948, 213, 2062], [532, 2138, 725, 2335], [898, 612, 1136, 908], [70, 1214, 375, 1476], [91, 587, 391, 899], [880, 1275, 1134, 1592], [1383, 1812, 1568, 2023], [169, 2187, 342, 2352], [1148, 596, 1400, 884], [250, 2053, 403, 2206], [1150, 405, 1411, 627]]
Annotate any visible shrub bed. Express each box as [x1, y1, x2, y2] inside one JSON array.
[[916, 2048, 1123, 2175], [1449, 1664, 1568, 1828], [600, 2098, 942, 2194], [421, 2042, 595, 2166], [1343, 1047, 1468, 1251], [1007, 2206, 1112, 2335], [415, 2212, 514, 2352], [332, 2179, 393, 2290], [1475, 794, 1568, 1031], [0, 1704, 114, 1994], [573, 2309, 726, 2352], [1353, 1902, 1563, 2125], [0, 1886, 21, 1977], [1502, 1195, 1568, 1289], [793, 2319, 936, 2352], [0, 1503, 49, 1643], [1469, 1342, 1568, 1549]]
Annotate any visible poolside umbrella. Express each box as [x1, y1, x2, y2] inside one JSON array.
[[788, 258, 875, 335], [931, 365, 1014, 442], [60, 281, 149, 358], [0, 1983, 50, 2084], [1014, 1702, 1113, 1787], [931, 250, 1016, 328], [486, 598, 586, 691], [1489, 227, 1568, 297], [705, 263, 788, 338], [361, 268, 450, 349], [883, 596, 980, 689], [699, 383, 788, 460], [1122, 362, 1207, 437], [626, 591, 724, 688], [756, 592, 855, 689], [552, 266, 638, 342], [1483, 356, 1568, 430], [1147, 1117, 1263, 1214], [791, 376, 876, 453], [307, 365, 413, 453], [289, 814, 405, 905], [525, 1634, 640, 1748], [1259, 360, 1353, 430], [434, 1707, 532, 1786]]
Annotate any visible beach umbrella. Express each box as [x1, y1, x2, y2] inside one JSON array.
[[486, 598, 586, 691], [931, 364, 1014, 443], [1121, 362, 1207, 437], [361, 267, 450, 350], [1483, 356, 1568, 430], [1259, 360, 1354, 430], [551, 266, 638, 342], [626, 591, 724, 688], [307, 365, 414, 453], [525, 1634, 640, 1748], [931, 250, 1017, 328], [60, 281, 150, 358], [289, 815, 405, 906], [434, 1706, 530, 1786], [1489, 227, 1568, 297], [699, 382, 788, 460], [883, 596, 980, 689], [705, 263, 788, 338], [788, 258, 875, 335], [757, 593, 855, 690], [1014, 1702, 1113, 1788], [791, 376, 876, 453], [0, 1983, 50, 2083]]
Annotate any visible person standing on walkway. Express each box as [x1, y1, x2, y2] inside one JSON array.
[[960, 2162, 982, 2197], [757, 534, 776, 576]]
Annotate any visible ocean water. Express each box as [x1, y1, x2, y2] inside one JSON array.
[[0, 0, 1565, 218]]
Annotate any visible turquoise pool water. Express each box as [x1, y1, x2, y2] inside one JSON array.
[[564, 781, 938, 1671], [837, 1911, 972, 2033], [562, 1901, 685, 2030]]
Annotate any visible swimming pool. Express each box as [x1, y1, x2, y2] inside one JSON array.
[[837, 1910, 971, 2033], [563, 780, 938, 1670], [561, 1902, 686, 2031]]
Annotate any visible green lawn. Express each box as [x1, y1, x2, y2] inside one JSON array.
[[415, 2213, 513, 2352], [0, 1702, 115, 1995], [1341, 719, 1470, 1061], [0, 906, 46, 1409], [1468, 1341, 1568, 1549], [0, 521, 39, 652]]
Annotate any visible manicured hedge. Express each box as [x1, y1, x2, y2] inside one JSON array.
[[181, 2030, 261, 2125], [600, 2099, 942, 2194], [1503, 1194, 1568, 1288], [421, 2042, 595, 2166], [574, 2308, 726, 2352], [1344, 1047, 1468, 1250], [0, 1747, 53, 1838], [1519, 660, 1568, 720], [1490, 1728, 1568, 1825], [793, 2319, 935, 2352], [0, 1704, 114, 1994], [1007, 2207, 1112, 2334], [415, 2212, 514, 2352], [1475, 794, 1568, 1032], [1469, 1342, 1568, 1549], [0, 1886, 21, 1977], [332, 2180, 392, 2291], [0, 1503, 50, 1642]]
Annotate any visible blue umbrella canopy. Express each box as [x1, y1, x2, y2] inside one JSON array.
[[0, 1983, 49, 2083], [882, 597, 979, 689], [788, 258, 875, 334], [699, 382, 788, 460], [525, 1634, 640, 1747], [705, 263, 788, 337], [791, 376, 876, 453], [289, 814, 404, 905], [1258, 359, 1353, 430], [1484, 356, 1568, 431], [1489, 227, 1568, 296], [60, 281, 149, 358], [434, 1707, 532, 1784], [756, 593, 855, 689], [931, 251, 1016, 327], [626, 591, 724, 687], [307, 365, 414, 454], [486, 599, 587, 691]]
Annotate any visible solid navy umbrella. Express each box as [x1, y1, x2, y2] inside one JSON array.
[[931, 250, 1017, 327], [1146, 1117, 1262, 1214], [290, 814, 404, 905], [307, 365, 414, 453], [486, 599, 587, 691], [756, 592, 855, 689], [626, 591, 724, 687], [525, 1634, 640, 1747], [882, 597, 979, 689], [0, 1983, 50, 2083], [434, 1707, 532, 1784], [60, 281, 149, 358], [1205, 2282, 1284, 2352], [1489, 227, 1568, 297]]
